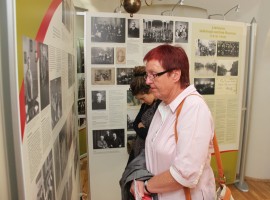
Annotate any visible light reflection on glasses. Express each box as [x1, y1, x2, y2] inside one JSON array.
[[144, 68, 175, 81]]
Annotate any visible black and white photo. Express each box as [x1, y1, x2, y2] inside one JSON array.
[[91, 16, 125, 43], [92, 129, 125, 149], [128, 19, 140, 38], [91, 47, 114, 64], [194, 61, 217, 76], [91, 68, 115, 85], [23, 37, 40, 123], [39, 42, 50, 110], [175, 21, 189, 43], [92, 90, 106, 110], [50, 77, 62, 129], [78, 98, 85, 115], [117, 68, 133, 85], [217, 60, 238, 76], [195, 39, 216, 56], [77, 73, 85, 99], [143, 19, 173, 43], [194, 78, 215, 95], [217, 41, 239, 57]]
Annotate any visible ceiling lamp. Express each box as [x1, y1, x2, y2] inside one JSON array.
[[123, 0, 142, 17]]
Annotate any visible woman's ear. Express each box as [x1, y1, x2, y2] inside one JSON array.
[[172, 70, 181, 82]]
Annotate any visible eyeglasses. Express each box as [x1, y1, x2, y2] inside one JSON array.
[[144, 68, 175, 81]]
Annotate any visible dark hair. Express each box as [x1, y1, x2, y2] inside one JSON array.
[[143, 44, 190, 88], [129, 66, 150, 96]]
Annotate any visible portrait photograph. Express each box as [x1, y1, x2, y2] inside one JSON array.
[[78, 98, 86, 115], [39, 42, 50, 111], [128, 19, 140, 38], [116, 47, 126, 64], [50, 77, 62, 129], [175, 21, 189, 43], [77, 73, 85, 99], [92, 90, 106, 110], [23, 36, 40, 123]]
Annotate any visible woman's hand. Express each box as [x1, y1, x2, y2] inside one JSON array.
[[138, 122, 145, 128], [130, 180, 145, 198]]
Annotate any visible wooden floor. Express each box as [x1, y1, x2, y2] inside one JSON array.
[[80, 157, 270, 200]]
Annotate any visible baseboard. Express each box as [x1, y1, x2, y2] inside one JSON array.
[[245, 176, 270, 182]]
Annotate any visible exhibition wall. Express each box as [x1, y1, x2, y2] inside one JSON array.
[[85, 11, 249, 200]]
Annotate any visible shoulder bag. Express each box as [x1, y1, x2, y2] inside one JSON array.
[[174, 97, 234, 200]]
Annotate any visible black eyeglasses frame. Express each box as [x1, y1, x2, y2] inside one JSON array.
[[144, 68, 176, 80]]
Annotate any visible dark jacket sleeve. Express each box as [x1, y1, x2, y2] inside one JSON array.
[[119, 150, 158, 200], [133, 104, 148, 140]]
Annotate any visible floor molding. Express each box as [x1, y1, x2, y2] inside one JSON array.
[[245, 176, 270, 182]]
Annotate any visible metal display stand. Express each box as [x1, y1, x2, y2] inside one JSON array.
[[235, 18, 257, 192]]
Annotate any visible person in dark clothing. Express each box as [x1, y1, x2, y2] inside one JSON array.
[[128, 21, 139, 38], [104, 130, 113, 147], [127, 66, 161, 164], [92, 91, 106, 110], [111, 132, 122, 148]]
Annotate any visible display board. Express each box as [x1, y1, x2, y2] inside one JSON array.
[[15, 0, 80, 199], [85, 12, 248, 200]]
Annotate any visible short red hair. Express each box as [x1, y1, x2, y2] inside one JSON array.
[[143, 44, 190, 88]]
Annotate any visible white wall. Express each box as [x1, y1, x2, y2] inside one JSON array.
[[76, 0, 270, 180], [239, 0, 270, 179]]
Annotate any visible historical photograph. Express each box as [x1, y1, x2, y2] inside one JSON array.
[[39, 42, 50, 111], [127, 109, 140, 131], [91, 47, 114, 64], [195, 39, 216, 56], [128, 19, 140, 38], [91, 16, 125, 43], [78, 117, 86, 130], [78, 98, 85, 115], [91, 68, 115, 85], [50, 77, 62, 129], [77, 73, 85, 99], [35, 150, 56, 200], [92, 90, 106, 110], [117, 68, 133, 85], [217, 60, 239, 76], [175, 21, 189, 43], [143, 19, 173, 43], [59, 123, 68, 178], [23, 37, 40, 123], [68, 53, 75, 88], [93, 129, 125, 149], [53, 136, 61, 190], [194, 78, 215, 95], [127, 90, 140, 107], [77, 38, 84, 73], [116, 47, 126, 64], [62, 0, 73, 32], [217, 41, 239, 57], [194, 61, 217, 76]]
